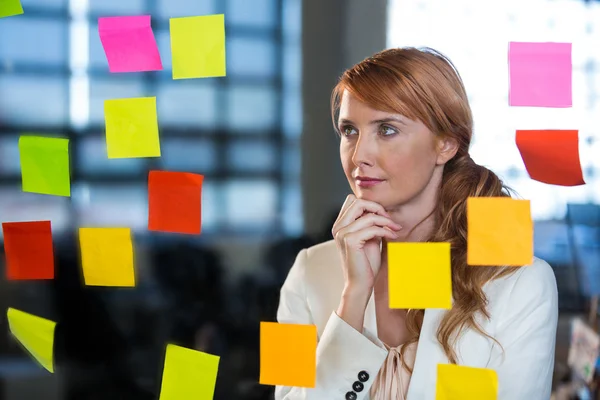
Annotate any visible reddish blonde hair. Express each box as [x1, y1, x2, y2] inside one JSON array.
[[331, 47, 520, 368]]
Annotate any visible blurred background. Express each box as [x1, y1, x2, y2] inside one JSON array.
[[0, 0, 599, 398]]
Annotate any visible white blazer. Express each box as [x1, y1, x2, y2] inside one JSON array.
[[275, 240, 558, 400]]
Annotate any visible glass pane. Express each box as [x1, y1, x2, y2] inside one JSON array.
[[283, 142, 300, 177], [227, 140, 276, 172], [224, 180, 277, 227], [282, 88, 301, 138], [283, 41, 301, 88], [157, 0, 216, 19], [160, 138, 217, 172], [156, 29, 172, 70], [0, 188, 71, 238], [0, 135, 21, 174], [156, 81, 217, 127], [88, 0, 145, 15], [228, 37, 276, 77], [282, 0, 301, 39], [89, 23, 106, 70], [227, 85, 276, 131], [0, 74, 68, 127], [77, 136, 146, 174], [282, 181, 303, 235], [72, 184, 148, 231], [227, 0, 276, 28], [201, 181, 219, 230], [88, 77, 145, 126], [21, 0, 66, 9], [0, 18, 67, 67]]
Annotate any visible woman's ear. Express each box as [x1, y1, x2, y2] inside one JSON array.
[[436, 136, 459, 165]]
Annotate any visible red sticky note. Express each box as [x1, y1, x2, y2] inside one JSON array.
[[516, 129, 585, 186], [148, 171, 203, 235], [2, 221, 54, 280]]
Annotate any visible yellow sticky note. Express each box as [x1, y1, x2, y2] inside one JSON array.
[[159, 344, 220, 400], [259, 322, 316, 387], [79, 228, 135, 287], [436, 364, 498, 399], [467, 197, 533, 266], [7, 308, 56, 373], [388, 242, 452, 309], [104, 96, 161, 159], [170, 14, 226, 79]]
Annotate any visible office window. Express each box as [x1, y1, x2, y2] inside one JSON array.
[[388, 0, 600, 221], [0, 0, 303, 238]]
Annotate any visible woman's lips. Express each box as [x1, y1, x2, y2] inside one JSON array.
[[356, 179, 384, 188]]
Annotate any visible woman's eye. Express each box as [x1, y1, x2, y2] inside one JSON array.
[[341, 126, 357, 136], [379, 125, 397, 136]]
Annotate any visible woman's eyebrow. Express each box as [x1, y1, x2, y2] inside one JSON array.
[[370, 116, 407, 126], [337, 118, 353, 126]]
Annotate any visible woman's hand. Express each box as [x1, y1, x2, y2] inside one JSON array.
[[332, 194, 402, 296]]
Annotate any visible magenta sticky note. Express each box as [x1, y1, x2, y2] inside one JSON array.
[[98, 15, 163, 73], [508, 42, 572, 107]]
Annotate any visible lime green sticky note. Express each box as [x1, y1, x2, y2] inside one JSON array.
[[170, 14, 226, 79], [104, 96, 161, 159], [159, 344, 220, 400], [388, 242, 452, 309], [79, 228, 136, 287], [7, 308, 56, 373], [0, 0, 23, 18], [19, 136, 70, 197], [436, 364, 498, 399]]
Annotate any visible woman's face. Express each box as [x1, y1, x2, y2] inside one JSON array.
[[338, 90, 455, 210]]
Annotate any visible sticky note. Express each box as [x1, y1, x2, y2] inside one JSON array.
[[2, 221, 54, 280], [159, 344, 220, 400], [148, 171, 203, 235], [516, 129, 584, 186], [508, 42, 572, 107], [259, 322, 317, 387], [436, 364, 498, 400], [388, 242, 452, 309], [104, 97, 161, 158], [19, 136, 70, 197], [98, 15, 163, 73], [7, 308, 56, 373], [467, 197, 533, 266], [79, 228, 135, 287], [0, 0, 23, 18], [170, 14, 226, 79]]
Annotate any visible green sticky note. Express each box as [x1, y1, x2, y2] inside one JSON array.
[[104, 96, 161, 159], [170, 14, 226, 79], [159, 344, 220, 400], [19, 136, 70, 197], [7, 308, 56, 373], [0, 0, 23, 18]]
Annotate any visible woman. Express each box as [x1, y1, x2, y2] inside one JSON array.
[[276, 47, 558, 400]]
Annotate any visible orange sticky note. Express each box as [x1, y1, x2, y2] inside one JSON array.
[[436, 364, 498, 399], [467, 197, 533, 266], [388, 242, 452, 309], [79, 228, 136, 286], [516, 129, 584, 186], [2, 221, 54, 280], [148, 171, 203, 235], [259, 322, 316, 387]]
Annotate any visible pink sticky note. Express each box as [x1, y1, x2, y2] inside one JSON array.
[[99, 15, 163, 73], [508, 42, 572, 107]]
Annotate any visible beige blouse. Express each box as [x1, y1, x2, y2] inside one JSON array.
[[369, 341, 418, 400]]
